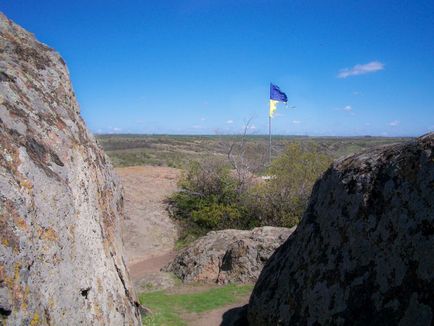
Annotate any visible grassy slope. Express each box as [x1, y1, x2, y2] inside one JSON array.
[[140, 284, 253, 326]]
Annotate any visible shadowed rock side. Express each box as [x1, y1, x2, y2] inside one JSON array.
[[248, 134, 434, 325], [165, 227, 295, 284], [0, 13, 141, 325]]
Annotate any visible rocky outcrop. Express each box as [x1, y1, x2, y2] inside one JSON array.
[[248, 134, 434, 325], [0, 13, 141, 325], [165, 227, 295, 284]]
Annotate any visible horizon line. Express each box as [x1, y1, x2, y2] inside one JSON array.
[[94, 132, 418, 138]]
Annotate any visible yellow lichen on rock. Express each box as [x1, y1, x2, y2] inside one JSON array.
[[19, 179, 33, 190], [29, 312, 39, 326], [15, 216, 29, 232], [40, 228, 58, 242]]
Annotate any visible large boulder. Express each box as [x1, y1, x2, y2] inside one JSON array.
[[165, 226, 295, 284], [248, 134, 434, 325], [0, 13, 141, 325]]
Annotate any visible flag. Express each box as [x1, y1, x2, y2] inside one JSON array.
[[269, 99, 278, 118], [269, 83, 288, 117]]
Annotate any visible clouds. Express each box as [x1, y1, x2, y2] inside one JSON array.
[[226, 119, 234, 124], [389, 120, 400, 127], [336, 105, 355, 115], [338, 61, 384, 78], [342, 105, 353, 113]]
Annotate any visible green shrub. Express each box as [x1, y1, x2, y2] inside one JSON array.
[[168, 159, 246, 239], [179, 160, 238, 204], [191, 203, 242, 229], [169, 143, 332, 242], [244, 143, 332, 227]]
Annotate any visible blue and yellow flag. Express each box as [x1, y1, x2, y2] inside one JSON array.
[[269, 83, 288, 117]]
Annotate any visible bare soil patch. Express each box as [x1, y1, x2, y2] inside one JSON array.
[[115, 166, 180, 268], [129, 251, 177, 280]]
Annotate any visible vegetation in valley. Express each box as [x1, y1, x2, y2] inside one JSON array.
[[140, 284, 253, 326], [169, 143, 332, 243], [244, 143, 332, 227], [168, 159, 249, 243], [97, 134, 411, 244]]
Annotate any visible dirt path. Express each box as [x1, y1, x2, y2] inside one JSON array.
[[128, 251, 177, 280], [184, 298, 250, 326], [115, 166, 180, 269]]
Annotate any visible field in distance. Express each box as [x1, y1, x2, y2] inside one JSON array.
[[96, 134, 412, 168]]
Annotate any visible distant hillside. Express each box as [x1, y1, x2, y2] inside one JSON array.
[[96, 134, 412, 168]]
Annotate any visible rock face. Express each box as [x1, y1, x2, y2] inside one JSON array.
[[165, 227, 295, 284], [248, 134, 434, 325], [0, 13, 141, 325]]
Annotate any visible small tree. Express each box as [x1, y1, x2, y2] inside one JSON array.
[[179, 159, 237, 204], [245, 143, 332, 227], [227, 118, 268, 195]]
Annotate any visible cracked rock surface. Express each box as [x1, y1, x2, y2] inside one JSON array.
[[248, 134, 434, 325], [0, 13, 140, 325], [164, 226, 295, 284]]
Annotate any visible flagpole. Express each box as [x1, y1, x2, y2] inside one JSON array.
[[269, 114, 272, 163]]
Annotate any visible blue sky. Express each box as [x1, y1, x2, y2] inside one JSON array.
[[1, 0, 433, 136]]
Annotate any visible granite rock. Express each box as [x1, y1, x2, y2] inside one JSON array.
[[248, 134, 434, 325], [165, 226, 294, 284], [0, 13, 141, 325]]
